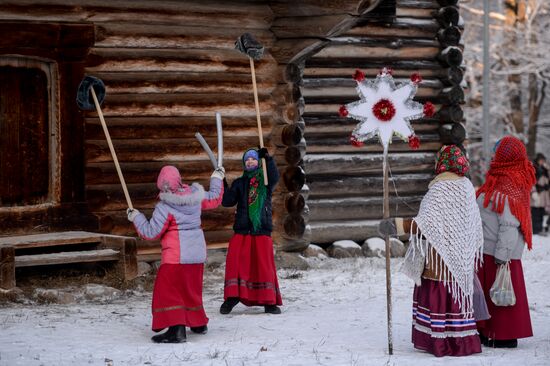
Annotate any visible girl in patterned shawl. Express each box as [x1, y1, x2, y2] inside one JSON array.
[[220, 148, 283, 315], [378, 145, 485, 357]]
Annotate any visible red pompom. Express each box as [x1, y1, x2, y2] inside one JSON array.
[[410, 72, 422, 84], [353, 69, 365, 82], [339, 105, 349, 117], [372, 98, 396, 122], [423, 101, 435, 117], [350, 135, 364, 147], [408, 135, 421, 150]]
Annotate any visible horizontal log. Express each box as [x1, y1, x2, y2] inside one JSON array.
[[436, 0, 459, 6], [87, 48, 277, 74], [312, 44, 440, 60], [303, 115, 439, 134], [396, 7, 437, 18], [85, 160, 252, 185], [305, 141, 441, 154], [271, 38, 329, 64], [309, 219, 379, 244], [85, 137, 261, 163], [397, 0, 441, 9], [304, 152, 436, 175], [85, 115, 274, 134], [96, 209, 234, 234], [307, 174, 432, 198], [0, 21, 94, 49], [305, 59, 445, 70], [284, 62, 305, 84], [83, 91, 272, 116], [347, 18, 439, 39], [93, 71, 276, 96], [270, 0, 382, 17], [0, 1, 272, 29], [303, 65, 454, 78], [328, 36, 439, 48], [271, 14, 353, 39], [308, 195, 422, 221], [95, 23, 274, 50], [15, 249, 120, 268], [440, 67, 464, 85], [302, 76, 443, 89], [284, 143, 307, 166]]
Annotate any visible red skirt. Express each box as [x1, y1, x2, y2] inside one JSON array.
[[412, 278, 481, 357], [151, 263, 208, 331], [476, 254, 533, 340], [224, 234, 282, 306]]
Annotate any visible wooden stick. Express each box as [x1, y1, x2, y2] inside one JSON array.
[[249, 57, 269, 185], [382, 148, 393, 355], [91, 87, 134, 210]]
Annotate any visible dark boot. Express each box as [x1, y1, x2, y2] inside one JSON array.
[[264, 305, 281, 314], [220, 297, 239, 314], [479, 334, 489, 346], [151, 325, 186, 343], [493, 339, 518, 348], [190, 325, 208, 334]]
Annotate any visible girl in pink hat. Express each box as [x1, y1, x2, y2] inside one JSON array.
[[127, 165, 224, 343]]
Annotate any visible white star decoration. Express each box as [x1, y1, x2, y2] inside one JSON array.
[[342, 68, 428, 151]]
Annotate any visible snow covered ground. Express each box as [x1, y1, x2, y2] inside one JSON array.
[[1, 236, 549, 366]]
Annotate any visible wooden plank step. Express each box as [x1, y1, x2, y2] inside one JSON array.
[[15, 249, 120, 268], [309, 219, 380, 244], [0, 231, 104, 250]]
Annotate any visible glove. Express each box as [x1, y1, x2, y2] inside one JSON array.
[[258, 147, 268, 160], [494, 257, 508, 265], [211, 166, 225, 180], [378, 218, 397, 237], [126, 208, 140, 222]]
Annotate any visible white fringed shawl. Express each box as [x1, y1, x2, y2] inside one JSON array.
[[407, 177, 484, 314]]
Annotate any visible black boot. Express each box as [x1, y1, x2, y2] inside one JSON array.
[[190, 325, 208, 334], [151, 325, 186, 343], [493, 339, 518, 348], [479, 334, 489, 346], [264, 305, 281, 314], [220, 297, 239, 314]]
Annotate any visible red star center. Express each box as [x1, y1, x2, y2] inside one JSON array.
[[372, 99, 396, 122]]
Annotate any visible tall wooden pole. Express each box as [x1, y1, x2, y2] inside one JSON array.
[[249, 58, 269, 185], [91, 87, 133, 210], [382, 147, 393, 355]]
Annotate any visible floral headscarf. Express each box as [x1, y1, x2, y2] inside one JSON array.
[[435, 145, 470, 176]]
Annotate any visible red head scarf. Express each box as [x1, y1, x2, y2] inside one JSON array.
[[435, 145, 470, 176], [476, 136, 536, 249]]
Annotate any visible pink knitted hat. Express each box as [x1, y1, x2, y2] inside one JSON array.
[[157, 166, 183, 193]]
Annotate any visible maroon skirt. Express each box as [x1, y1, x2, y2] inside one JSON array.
[[151, 263, 208, 331], [412, 278, 482, 357], [224, 234, 282, 306], [476, 254, 533, 340]]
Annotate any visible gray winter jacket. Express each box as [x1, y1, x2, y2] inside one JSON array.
[[477, 193, 526, 261]]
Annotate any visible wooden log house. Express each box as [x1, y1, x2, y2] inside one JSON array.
[[0, 0, 466, 274]]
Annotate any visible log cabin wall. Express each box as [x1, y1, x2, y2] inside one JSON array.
[[0, 0, 465, 254], [301, 0, 465, 244], [0, 0, 277, 249]]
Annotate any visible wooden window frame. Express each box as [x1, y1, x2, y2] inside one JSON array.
[[0, 55, 60, 211]]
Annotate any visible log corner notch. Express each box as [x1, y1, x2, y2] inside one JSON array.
[[269, 0, 384, 252], [433, 1, 466, 148]]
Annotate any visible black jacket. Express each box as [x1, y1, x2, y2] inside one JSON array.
[[222, 155, 279, 235]]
